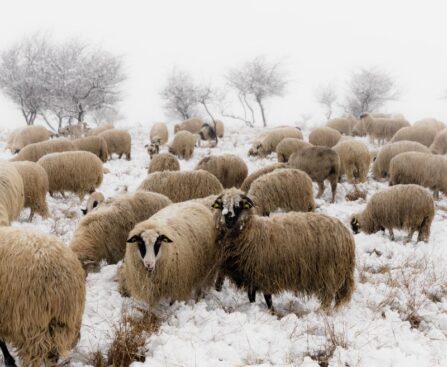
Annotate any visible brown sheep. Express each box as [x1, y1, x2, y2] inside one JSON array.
[[11, 139, 76, 162], [0, 161, 25, 226], [276, 138, 312, 163], [389, 125, 438, 147], [169, 130, 196, 160], [73, 136, 109, 162], [248, 127, 303, 157], [333, 140, 371, 184], [430, 128, 447, 154], [359, 113, 410, 145], [174, 117, 203, 134], [240, 163, 287, 192], [308, 127, 341, 148], [9, 125, 51, 153], [86, 123, 114, 136], [98, 129, 131, 160], [325, 116, 358, 135], [148, 153, 180, 174], [150, 122, 169, 145], [195, 154, 248, 188]]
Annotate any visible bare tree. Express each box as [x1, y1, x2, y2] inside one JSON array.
[[343, 67, 399, 117], [161, 70, 199, 120], [227, 56, 287, 127], [315, 84, 337, 120]]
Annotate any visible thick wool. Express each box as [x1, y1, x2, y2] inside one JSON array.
[[308, 127, 341, 147], [240, 163, 287, 192], [86, 123, 114, 136], [413, 118, 445, 132], [429, 128, 447, 154], [289, 146, 340, 202], [119, 202, 219, 306], [0, 227, 85, 367], [70, 191, 171, 271], [389, 125, 438, 147], [360, 113, 410, 145], [248, 127, 303, 157], [174, 117, 203, 134], [138, 170, 223, 203], [169, 130, 197, 160], [214, 189, 355, 310], [352, 119, 367, 137], [276, 138, 312, 163], [150, 122, 169, 145], [73, 136, 109, 162], [98, 129, 131, 160], [248, 168, 315, 215], [372, 141, 430, 179], [37, 151, 103, 200], [11, 139, 76, 162], [148, 153, 180, 174], [351, 184, 435, 242], [333, 140, 371, 184], [195, 154, 248, 188], [0, 161, 25, 226], [389, 152, 447, 199], [10, 125, 51, 153], [325, 116, 358, 135], [12, 161, 49, 221]]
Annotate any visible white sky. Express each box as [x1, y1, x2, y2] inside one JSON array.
[[1, 0, 447, 128]]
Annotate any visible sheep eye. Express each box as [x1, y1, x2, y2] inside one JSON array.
[[212, 201, 222, 209]]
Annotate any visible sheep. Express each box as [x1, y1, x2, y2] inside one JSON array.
[[352, 119, 367, 137], [150, 122, 169, 145], [138, 170, 223, 203], [86, 123, 114, 136], [168, 130, 196, 160], [174, 117, 203, 134], [148, 153, 180, 174], [11, 139, 76, 162], [195, 154, 248, 188], [58, 122, 87, 138], [198, 123, 218, 147], [212, 188, 355, 310], [325, 116, 357, 135], [333, 140, 371, 184], [359, 113, 410, 145], [118, 201, 218, 306], [215, 120, 225, 138], [289, 146, 340, 202], [308, 127, 341, 148], [276, 138, 312, 162], [98, 129, 131, 160], [389, 152, 447, 199], [0, 161, 24, 226], [248, 127, 303, 157], [247, 168, 315, 215], [372, 141, 430, 179], [9, 125, 51, 153], [0, 227, 85, 367], [81, 191, 105, 215], [430, 128, 447, 154], [413, 118, 446, 132], [350, 184, 434, 243], [37, 151, 103, 200], [73, 136, 109, 162], [389, 125, 438, 147], [240, 163, 287, 192], [12, 161, 49, 222], [5, 128, 21, 151], [70, 191, 171, 271]]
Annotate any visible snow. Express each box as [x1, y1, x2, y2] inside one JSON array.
[[1, 121, 447, 366]]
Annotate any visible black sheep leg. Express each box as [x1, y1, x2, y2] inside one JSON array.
[[264, 293, 273, 310], [248, 285, 257, 303], [0, 340, 16, 367]]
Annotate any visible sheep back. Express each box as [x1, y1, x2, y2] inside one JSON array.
[[73, 136, 109, 162], [98, 129, 131, 160], [0, 161, 24, 226], [86, 123, 114, 136], [174, 117, 203, 134], [148, 153, 180, 174], [195, 154, 248, 188], [248, 127, 303, 156], [11, 139, 76, 162], [10, 125, 51, 153], [309, 127, 341, 147], [240, 163, 287, 192], [413, 118, 446, 132], [169, 130, 196, 160], [326, 116, 357, 135], [333, 140, 371, 183], [390, 125, 438, 147], [276, 138, 312, 162]]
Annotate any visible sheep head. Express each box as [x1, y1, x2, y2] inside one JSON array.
[[212, 188, 255, 229]]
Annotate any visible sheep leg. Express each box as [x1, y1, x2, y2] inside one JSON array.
[[418, 217, 431, 243], [126, 152, 131, 161], [118, 153, 123, 159], [248, 285, 257, 303], [0, 340, 16, 367], [433, 189, 439, 200], [316, 181, 325, 198], [27, 210, 34, 222], [330, 179, 337, 203], [263, 293, 273, 310], [388, 229, 395, 241], [215, 272, 225, 292], [46, 347, 59, 367], [405, 230, 415, 244]]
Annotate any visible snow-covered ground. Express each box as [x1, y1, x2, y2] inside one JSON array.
[[1, 122, 447, 367]]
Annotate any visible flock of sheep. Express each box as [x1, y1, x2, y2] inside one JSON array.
[[0, 112, 445, 366]]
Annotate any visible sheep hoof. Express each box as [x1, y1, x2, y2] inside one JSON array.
[[264, 294, 273, 310]]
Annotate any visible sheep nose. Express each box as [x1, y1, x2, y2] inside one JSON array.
[[143, 261, 155, 272]]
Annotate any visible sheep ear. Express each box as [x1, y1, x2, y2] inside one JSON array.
[[242, 196, 255, 209], [92, 201, 98, 209], [158, 234, 172, 243], [127, 234, 143, 244], [81, 208, 87, 215]]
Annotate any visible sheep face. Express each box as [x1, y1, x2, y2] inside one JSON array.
[[127, 230, 172, 272], [146, 143, 159, 158], [212, 190, 255, 228], [248, 144, 262, 156]]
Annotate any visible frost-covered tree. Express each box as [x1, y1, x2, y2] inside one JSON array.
[[315, 84, 337, 120], [343, 67, 399, 117], [227, 56, 288, 127]]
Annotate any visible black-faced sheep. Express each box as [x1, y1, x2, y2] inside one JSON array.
[[248, 127, 303, 157], [247, 168, 315, 215], [351, 184, 434, 243], [289, 146, 340, 202], [118, 201, 218, 306], [333, 140, 371, 184], [174, 117, 203, 134], [12, 161, 49, 221], [359, 113, 410, 145], [73, 136, 109, 162], [11, 139, 76, 162], [372, 141, 430, 179], [37, 151, 103, 200], [0, 227, 85, 367], [240, 163, 287, 192], [138, 170, 223, 203], [325, 116, 357, 135], [148, 153, 180, 174], [98, 129, 131, 160], [276, 138, 312, 163], [169, 130, 197, 160], [195, 154, 248, 188], [212, 188, 355, 310], [430, 128, 447, 154], [389, 152, 447, 199], [70, 191, 172, 271], [9, 125, 51, 153], [389, 125, 438, 147], [308, 127, 341, 147], [0, 161, 24, 226]]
